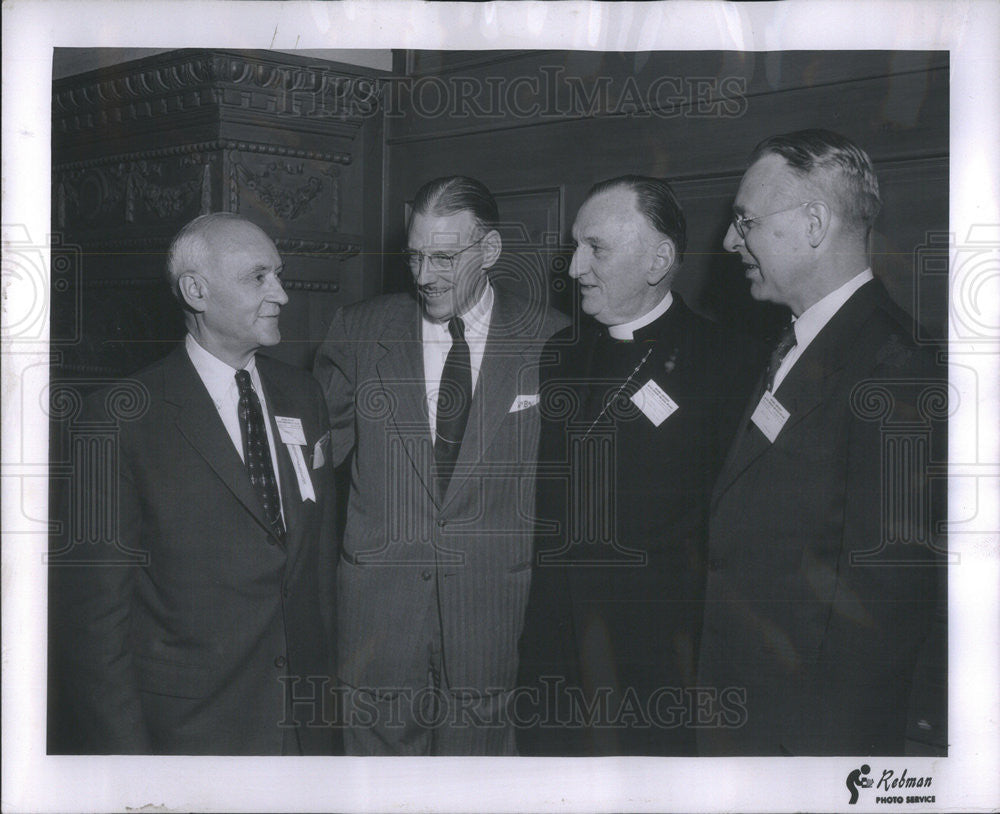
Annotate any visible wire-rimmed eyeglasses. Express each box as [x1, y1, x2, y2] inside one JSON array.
[[732, 201, 814, 239], [402, 233, 488, 273]]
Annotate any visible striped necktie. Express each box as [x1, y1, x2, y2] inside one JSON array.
[[434, 316, 473, 495]]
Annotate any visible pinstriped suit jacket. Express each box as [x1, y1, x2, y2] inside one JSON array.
[[315, 287, 569, 691]]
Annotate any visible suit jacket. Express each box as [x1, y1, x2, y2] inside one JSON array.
[[49, 345, 337, 755], [314, 287, 569, 692], [696, 280, 948, 755], [517, 295, 764, 755]]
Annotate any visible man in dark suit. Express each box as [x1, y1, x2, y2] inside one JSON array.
[[314, 176, 568, 755], [696, 130, 947, 755], [517, 176, 764, 755], [49, 213, 337, 755]]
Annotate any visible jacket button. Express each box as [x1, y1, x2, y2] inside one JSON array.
[[437, 519, 447, 528], [421, 569, 433, 581], [274, 655, 287, 668]]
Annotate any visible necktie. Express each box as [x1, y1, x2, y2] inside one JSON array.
[[235, 369, 285, 542], [765, 322, 797, 392], [435, 316, 473, 494]]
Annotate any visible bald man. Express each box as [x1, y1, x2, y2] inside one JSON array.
[[49, 213, 337, 754]]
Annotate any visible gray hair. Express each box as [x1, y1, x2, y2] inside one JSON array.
[[165, 212, 250, 299], [749, 129, 882, 233]]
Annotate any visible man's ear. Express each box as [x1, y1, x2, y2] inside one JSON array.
[[177, 273, 208, 313], [646, 238, 677, 285], [805, 200, 832, 247], [480, 229, 502, 270]]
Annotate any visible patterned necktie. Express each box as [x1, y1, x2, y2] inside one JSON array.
[[235, 369, 285, 542], [765, 322, 798, 392], [434, 316, 473, 494]]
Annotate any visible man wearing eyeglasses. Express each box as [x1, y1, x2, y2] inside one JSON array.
[[314, 175, 568, 755], [697, 130, 947, 755]]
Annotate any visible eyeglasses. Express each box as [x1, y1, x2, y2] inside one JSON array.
[[732, 201, 814, 239], [402, 233, 488, 273]]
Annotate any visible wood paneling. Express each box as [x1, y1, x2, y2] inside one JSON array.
[[52, 48, 949, 378], [384, 50, 948, 339]]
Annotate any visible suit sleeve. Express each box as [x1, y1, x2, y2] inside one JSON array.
[[50, 393, 152, 753], [313, 306, 357, 468]]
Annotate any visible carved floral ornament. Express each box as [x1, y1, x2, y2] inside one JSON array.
[[231, 159, 340, 227], [54, 140, 352, 228], [55, 156, 210, 227]]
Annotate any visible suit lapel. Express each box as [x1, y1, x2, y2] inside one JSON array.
[[164, 346, 275, 538], [374, 298, 437, 504], [712, 280, 883, 505]]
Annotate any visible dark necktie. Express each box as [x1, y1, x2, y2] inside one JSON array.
[[764, 322, 798, 392], [434, 316, 473, 494], [235, 369, 285, 542]]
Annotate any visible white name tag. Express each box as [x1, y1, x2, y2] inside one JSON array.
[[286, 443, 316, 502], [274, 415, 307, 446], [629, 379, 679, 427], [751, 390, 791, 442]]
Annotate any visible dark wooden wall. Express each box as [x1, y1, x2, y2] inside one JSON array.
[[51, 49, 948, 377], [382, 51, 948, 341]]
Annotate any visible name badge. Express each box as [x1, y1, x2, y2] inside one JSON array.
[[751, 390, 790, 442], [629, 379, 679, 427], [274, 415, 307, 446]]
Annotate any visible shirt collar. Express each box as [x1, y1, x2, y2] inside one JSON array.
[[185, 333, 257, 406], [791, 269, 874, 346], [422, 282, 494, 339], [607, 290, 674, 340]]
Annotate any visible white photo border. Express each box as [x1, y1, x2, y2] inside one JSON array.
[[3, 1, 998, 812]]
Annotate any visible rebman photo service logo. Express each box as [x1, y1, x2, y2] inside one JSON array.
[[846, 765, 936, 805]]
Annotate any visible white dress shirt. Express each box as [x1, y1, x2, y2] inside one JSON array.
[[185, 334, 285, 520], [422, 284, 494, 443], [772, 268, 874, 391], [607, 291, 674, 340]]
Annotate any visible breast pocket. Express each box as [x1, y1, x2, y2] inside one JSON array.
[[488, 402, 541, 466]]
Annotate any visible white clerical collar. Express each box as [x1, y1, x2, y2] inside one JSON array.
[[422, 282, 494, 337], [608, 291, 674, 340]]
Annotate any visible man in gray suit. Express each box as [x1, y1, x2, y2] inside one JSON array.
[[314, 176, 568, 755]]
